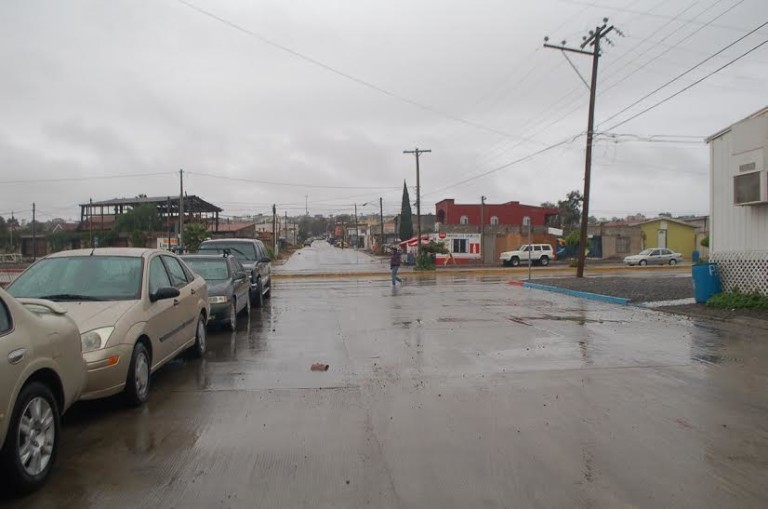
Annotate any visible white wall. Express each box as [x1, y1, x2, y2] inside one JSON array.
[[709, 110, 768, 254]]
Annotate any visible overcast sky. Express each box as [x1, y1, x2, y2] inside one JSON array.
[[1, 0, 766, 224]]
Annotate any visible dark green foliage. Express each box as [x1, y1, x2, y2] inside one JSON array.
[[707, 290, 768, 309], [399, 181, 413, 240]]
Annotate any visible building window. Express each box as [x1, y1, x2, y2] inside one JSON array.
[[490, 216, 499, 226], [616, 237, 630, 254], [436, 210, 446, 223], [452, 239, 468, 253], [459, 215, 469, 225]]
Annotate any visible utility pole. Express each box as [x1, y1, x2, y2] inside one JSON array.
[[179, 169, 185, 251], [379, 197, 384, 252], [9, 210, 14, 251], [89, 198, 93, 247], [354, 203, 358, 250], [305, 195, 308, 216], [272, 204, 277, 255], [167, 196, 172, 250], [403, 147, 431, 257], [544, 18, 617, 278], [31, 202, 36, 261], [480, 196, 486, 265]]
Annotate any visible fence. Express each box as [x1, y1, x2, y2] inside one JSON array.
[[710, 250, 768, 296]]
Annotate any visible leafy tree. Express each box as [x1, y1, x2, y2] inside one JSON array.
[[113, 204, 162, 234], [658, 212, 672, 218], [184, 223, 209, 252], [129, 230, 148, 248], [399, 181, 413, 240], [557, 190, 582, 231], [700, 235, 709, 248]]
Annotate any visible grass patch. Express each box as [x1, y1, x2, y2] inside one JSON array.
[[707, 290, 768, 309]]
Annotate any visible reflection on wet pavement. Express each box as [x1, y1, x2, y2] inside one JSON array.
[[5, 274, 768, 508]]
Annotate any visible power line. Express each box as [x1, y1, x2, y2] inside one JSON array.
[[174, 0, 541, 143], [604, 37, 768, 131], [186, 171, 400, 190], [600, 17, 766, 127], [0, 171, 173, 185]]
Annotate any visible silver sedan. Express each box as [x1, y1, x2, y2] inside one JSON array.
[[624, 248, 683, 266]]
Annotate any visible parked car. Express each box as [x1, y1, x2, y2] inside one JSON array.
[[198, 239, 272, 307], [624, 248, 683, 266], [500, 244, 554, 267], [6, 248, 209, 406], [0, 287, 85, 494], [181, 254, 249, 330]]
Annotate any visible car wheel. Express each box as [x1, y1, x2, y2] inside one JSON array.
[[0, 382, 60, 494], [252, 280, 264, 308], [227, 300, 237, 331], [669, 259, 677, 265], [191, 314, 207, 358], [124, 342, 151, 406], [264, 282, 271, 300], [639, 260, 647, 266], [540, 256, 550, 266], [511, 257, 520, 267]]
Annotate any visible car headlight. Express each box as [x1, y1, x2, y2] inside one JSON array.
[[80, 327, 115, 353], [209, 296, 229, 304]]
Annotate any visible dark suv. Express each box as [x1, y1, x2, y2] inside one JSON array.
[[197, 239, 272, 307]]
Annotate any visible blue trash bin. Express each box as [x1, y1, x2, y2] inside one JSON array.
[[691, 250, 700, 263], [692, 262, 722, 303]]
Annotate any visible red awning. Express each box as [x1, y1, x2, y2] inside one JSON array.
[[399, 235, 430, 247]]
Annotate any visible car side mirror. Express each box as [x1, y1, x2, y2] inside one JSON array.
[[150, 287, 180, 302], [235, 271, 246, 281]]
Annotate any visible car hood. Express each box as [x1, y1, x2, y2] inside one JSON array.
[[56, 300, 137, 333], [207, 281, 231, 296], [624, 255, 642, 260]]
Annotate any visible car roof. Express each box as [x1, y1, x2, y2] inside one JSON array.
[[181, 254, 233, 261], [44, 247, 157, 259], [201, 238, 260, 244]]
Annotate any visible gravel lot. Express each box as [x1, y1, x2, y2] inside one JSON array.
[[537, 275, 693, 303], [539, 274, 768, 325]]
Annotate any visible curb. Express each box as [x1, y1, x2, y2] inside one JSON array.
[[518, 281, 631, 305], [273, 264, 689, 280]]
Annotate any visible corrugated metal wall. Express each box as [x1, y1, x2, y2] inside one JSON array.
[[709, 112, 768, 254]]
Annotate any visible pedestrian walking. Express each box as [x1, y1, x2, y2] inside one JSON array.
[[390, 246, 403, 286]]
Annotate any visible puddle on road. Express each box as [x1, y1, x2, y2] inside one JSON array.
[[508, 314, 630, 325]]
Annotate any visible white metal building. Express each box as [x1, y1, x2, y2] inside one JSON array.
[[707, 106, 768, 295]]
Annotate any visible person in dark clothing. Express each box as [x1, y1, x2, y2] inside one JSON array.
[[390, 247, 403, 286]]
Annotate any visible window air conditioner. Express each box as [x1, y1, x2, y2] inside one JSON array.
[[733, 170, 768, 205]]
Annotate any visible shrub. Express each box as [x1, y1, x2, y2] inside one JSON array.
[[707, 290, 768, 309]]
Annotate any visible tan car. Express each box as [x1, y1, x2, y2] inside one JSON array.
[[0, 287, 86, 494], [7, 248, 209, 406]]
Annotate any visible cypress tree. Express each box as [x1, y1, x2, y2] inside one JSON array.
[[399, 180, 413, 240]]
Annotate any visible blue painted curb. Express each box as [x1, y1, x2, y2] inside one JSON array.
[[522, 282, 631, 305]]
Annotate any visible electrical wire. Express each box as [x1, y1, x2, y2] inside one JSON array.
[[186, 171, 400, 190], [174, 0, 542, 143], [604, 37, 768, 131], [0, 172, 174, 185]]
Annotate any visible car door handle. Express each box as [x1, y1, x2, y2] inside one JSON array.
[[173, 299, 180, 306], [190, 288, 196, 295], [8, 348, 26, 365]]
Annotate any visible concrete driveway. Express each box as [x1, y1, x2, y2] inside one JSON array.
[[4, 274, 767, 508]]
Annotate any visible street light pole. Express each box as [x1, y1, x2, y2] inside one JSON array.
[[403, 148, 431, 257]]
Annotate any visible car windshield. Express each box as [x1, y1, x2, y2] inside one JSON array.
[[183, 258, 230, 282], [639, 249, 654, 255], [199, 242, 256, 262], [8, 256, 143, 301], [518, 245, 530, 252]]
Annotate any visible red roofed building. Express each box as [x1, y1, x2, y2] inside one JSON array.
[[435, 199, 558, 227]]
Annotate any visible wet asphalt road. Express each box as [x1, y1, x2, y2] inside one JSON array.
[[4, 252, 768, 508]]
